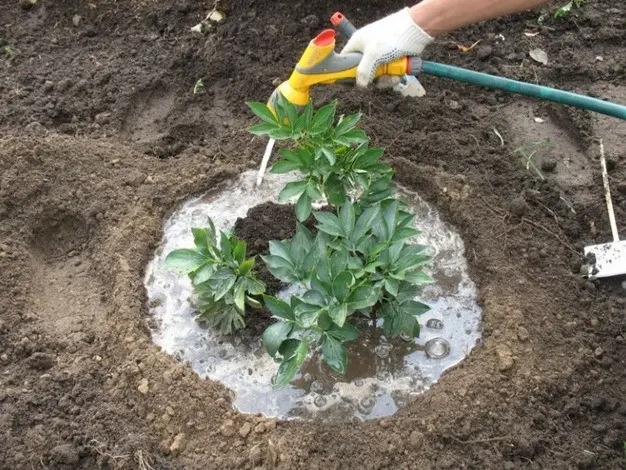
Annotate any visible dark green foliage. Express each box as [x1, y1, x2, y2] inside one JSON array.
[[246, 97, 394, 222], [165, 219, 265, 335], [238, 98, 439, 385], [261, 200, 433, 385]]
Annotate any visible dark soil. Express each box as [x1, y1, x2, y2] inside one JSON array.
[[233, 201, 328, 336], [234, 202, 298, 295], [233, 202, 298, 336], [0, 1, 624, 469]]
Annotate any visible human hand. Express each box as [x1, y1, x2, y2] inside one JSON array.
[[340, 8, 433, 88]]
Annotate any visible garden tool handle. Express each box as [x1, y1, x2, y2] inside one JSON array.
[[330, 12, 626, 120], [270, 29, 418, 110], [330, 12, 423, 77]]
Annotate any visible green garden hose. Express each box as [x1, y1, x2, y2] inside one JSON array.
[[332, 12, 626, 121], [420, 61, 626, 120]]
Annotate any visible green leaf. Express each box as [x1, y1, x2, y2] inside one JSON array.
[[232, 240, 246, 264], [388, 242, 404, 265], [334, 113, 361, 137], [278, 181, 308, 202], [311, 275, 332, 298], [279, 338, 301, 360], [279, 149, 301, 163], [380, 301, 422, 338], [390, 227, 419, 244], [248, 122, 278, 136], [289, 225, 313, 267], [384, 277, 400, 296], [191, 228, 209, 253], [352, 204, 380, 240], [328, 323, 360, 342], [271, 160, 301, 174], [191, 264, 214, 285], [273, 339, 308, 386], [332, 271, 354, 304], [395, 282, 420, 304], [234, 279, 246, 312], [294, 102, 313, 131], [302, 232, 326, 273], [347, 286, 379, 310], [396, 253, 431, 272], [383, 200, 399, 240], [306, 183, 323, 201], [339, 129, 368, 145], [339, 202, 356, 237], [310, 101, 337, 135], [402, 300, 431, 316], [283, 99, 298, 129], [238, 258, 255, 276], [245, 278, 266, 295], [404, 269, 434, 285], [316, 251, 332, 284], [246, 102, 278, 124], [213, 273, 237, 300], [329, 249, 348, 279], [354, 148, 384, 168], [261, 254, 293, 271], [272, 93, 288, 125], [245, 296, 262, 308], [328, 303, 348, 327], [302, 290, 327, 306], [263, 295, 296, 321], [274, 357, 298, 386], [313, 211, 344, 237], [347, 257, 364, 274], [320, 147, 336, 165], [219, 232, 232, 260], [324, 173, 346, 206], [268, 240, 292, 262], [295, 192, 312, 222], [263, 322, 293, 358], [269, 128, 292, 140], [165, 249, 208, 272], [294, 302, 322, 328], [295, 338, 309, 363], [322, 335, 347, 373]]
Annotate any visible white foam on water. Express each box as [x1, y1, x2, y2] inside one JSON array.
[[144, 170, 482, 421]]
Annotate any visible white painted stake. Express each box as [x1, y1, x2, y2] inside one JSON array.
[[256, 138, 275, 187]]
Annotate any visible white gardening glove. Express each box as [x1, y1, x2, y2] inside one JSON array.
[[341, 8, 433, 88]]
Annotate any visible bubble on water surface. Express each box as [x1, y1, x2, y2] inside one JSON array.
[[426, 318, 444, 329], [359, 396, 376, 412], [424, 338, 451, 359], [374, 344, 391, 359], [313, 395, 327, 407]]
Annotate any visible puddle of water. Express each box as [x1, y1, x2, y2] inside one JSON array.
[[144, 170, 482, 421]]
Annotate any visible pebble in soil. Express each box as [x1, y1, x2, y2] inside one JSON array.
[[145, 170, 482, 421]]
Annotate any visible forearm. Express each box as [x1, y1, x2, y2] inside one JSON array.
[[410, 0, 551, 36]]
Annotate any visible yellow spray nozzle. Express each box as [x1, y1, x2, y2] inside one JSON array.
[[268, 29, 411, 112]]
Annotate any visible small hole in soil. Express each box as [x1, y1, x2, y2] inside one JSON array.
[[145, 170, 482, 421]]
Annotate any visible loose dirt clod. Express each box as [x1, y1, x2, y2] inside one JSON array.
[[220, 420, 236, 437], [169, 433, 187, 455], [137, 378, 149, 394], [239, 422, 252, 438], [496, 345, 515, 371], [517, 326, 530, 342]]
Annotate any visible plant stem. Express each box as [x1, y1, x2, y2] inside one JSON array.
[[371, 303, 379, 328]]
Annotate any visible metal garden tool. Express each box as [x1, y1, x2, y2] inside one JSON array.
[[583, 140, 626, 279]]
